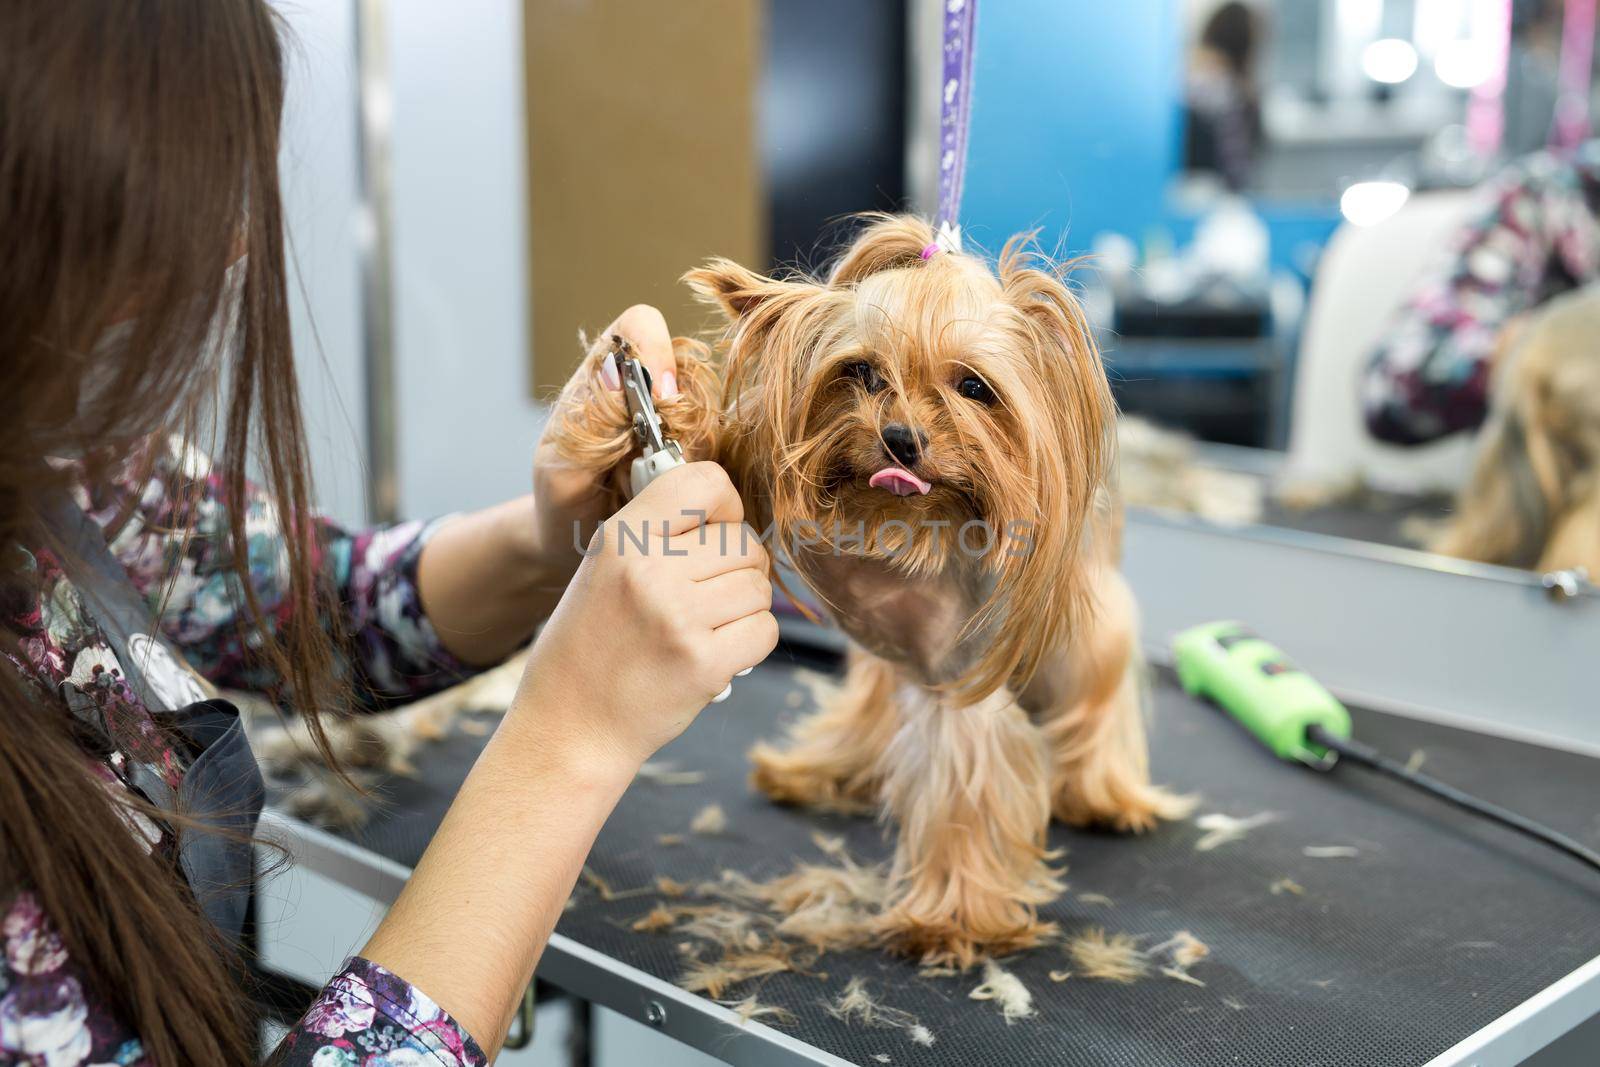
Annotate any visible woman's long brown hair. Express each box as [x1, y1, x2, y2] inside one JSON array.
[[1, 4, 344, 1062]]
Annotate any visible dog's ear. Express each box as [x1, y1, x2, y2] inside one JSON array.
[[681, 256, 830, 463], [681, 257, 829, 549], [684, 258, 817, 325]]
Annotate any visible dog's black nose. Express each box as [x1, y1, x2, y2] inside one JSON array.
[[881, 424, 927, 468]]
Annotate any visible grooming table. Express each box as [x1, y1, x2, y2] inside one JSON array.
[[266, 648, 1600, 1067]]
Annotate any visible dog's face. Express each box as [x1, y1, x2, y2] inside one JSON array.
[[688, 215, 1116, 698], [788, 258, 1042, 551]]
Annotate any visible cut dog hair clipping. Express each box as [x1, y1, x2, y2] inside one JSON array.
[[968, 959, 1036, 1023], [1193, 811, 1279, 852]]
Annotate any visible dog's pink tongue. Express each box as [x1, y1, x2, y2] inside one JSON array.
[[868, 466, 932, 497]]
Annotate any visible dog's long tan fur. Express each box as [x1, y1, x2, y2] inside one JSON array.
[[542, 331, 722, 485], [549, 214, 1191, 966]]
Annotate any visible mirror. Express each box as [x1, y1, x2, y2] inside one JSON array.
[[959, 0, 1599, 582]]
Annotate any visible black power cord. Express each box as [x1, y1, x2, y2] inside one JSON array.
[[1306, 725, 1600, 877]]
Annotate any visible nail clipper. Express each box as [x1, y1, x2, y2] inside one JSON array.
[[615, 336, 687, 497]]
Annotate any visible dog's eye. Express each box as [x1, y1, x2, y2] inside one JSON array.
[[956, 375, 996, 405], [842, 360, 885, 394]]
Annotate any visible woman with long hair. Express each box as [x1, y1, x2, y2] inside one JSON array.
[[0, 4, 775, 1064]]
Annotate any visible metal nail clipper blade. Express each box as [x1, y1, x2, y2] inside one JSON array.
[[613, 336, 747, 703], [616, 338, 686, 497]]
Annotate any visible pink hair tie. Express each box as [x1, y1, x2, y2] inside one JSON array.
[[919, 242, 942, 261]]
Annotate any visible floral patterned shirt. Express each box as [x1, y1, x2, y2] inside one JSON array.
[[1361, 145, 1600, 445], [0, 439, 487, 1066]]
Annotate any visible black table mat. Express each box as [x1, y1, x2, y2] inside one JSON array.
[[300, 653, 1600, 1067]]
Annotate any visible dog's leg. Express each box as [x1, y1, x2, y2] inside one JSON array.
[[875, 685, 1060, 968], [1043, 655, 1194, 831], [1038, 570, 1194, 831], [749, 651, 900, 814]]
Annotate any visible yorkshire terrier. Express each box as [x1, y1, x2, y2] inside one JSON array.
[[547, 214, 1191, 966], [1431, 285, 1600, 578]]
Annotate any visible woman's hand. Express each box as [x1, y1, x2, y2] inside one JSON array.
[[532, 304, 681, 575], [363, 460, 775, 1055], [510, 460, 776, 772]]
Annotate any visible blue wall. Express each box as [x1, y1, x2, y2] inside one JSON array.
[[961, 0, 1185, 257]]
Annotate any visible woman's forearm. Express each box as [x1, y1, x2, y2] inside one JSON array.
[[357, 684, 634, 1056], [416, 495, 575, 665], [364, 460, 776, 1058]]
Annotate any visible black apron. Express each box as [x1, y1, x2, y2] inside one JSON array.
[[48, 497, 265, 945]]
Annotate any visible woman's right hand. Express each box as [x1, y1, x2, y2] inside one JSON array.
[[507, 460, 777, 773], [363, 460, 773, 1053]]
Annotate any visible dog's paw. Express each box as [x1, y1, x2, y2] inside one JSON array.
[[875, 908, 1056, 970], [1053, 778, 1196, 833], [875, 856, 1062, 969], [748, 741, 876, 814]]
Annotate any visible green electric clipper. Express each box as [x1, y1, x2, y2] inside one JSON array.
[[1171, 620, 1600, 877], [1173, 621, 1352, 767]]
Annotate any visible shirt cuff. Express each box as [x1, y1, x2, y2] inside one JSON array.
[[393, 515, 478, 682], [351, 516, 479, 703], [280, 956, 487, 1067]]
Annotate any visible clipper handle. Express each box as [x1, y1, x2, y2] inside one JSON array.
[[629, 448, 686, 498]]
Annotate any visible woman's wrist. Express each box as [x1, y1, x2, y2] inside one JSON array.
[[496, 669, 642, 796], [455, 493, 577, 600], [495, 494, 566, 592], [419, 496, 576, 665]]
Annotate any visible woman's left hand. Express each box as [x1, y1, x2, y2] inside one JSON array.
[[419, 304, 685, 665], [531, 303, 681, 574]]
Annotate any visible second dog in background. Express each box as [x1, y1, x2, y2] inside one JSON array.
[[1431, 284, 1600, 579]]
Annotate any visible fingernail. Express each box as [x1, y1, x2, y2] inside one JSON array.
[[600, 352, 621, 390], [657, 369, 679, 398]]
